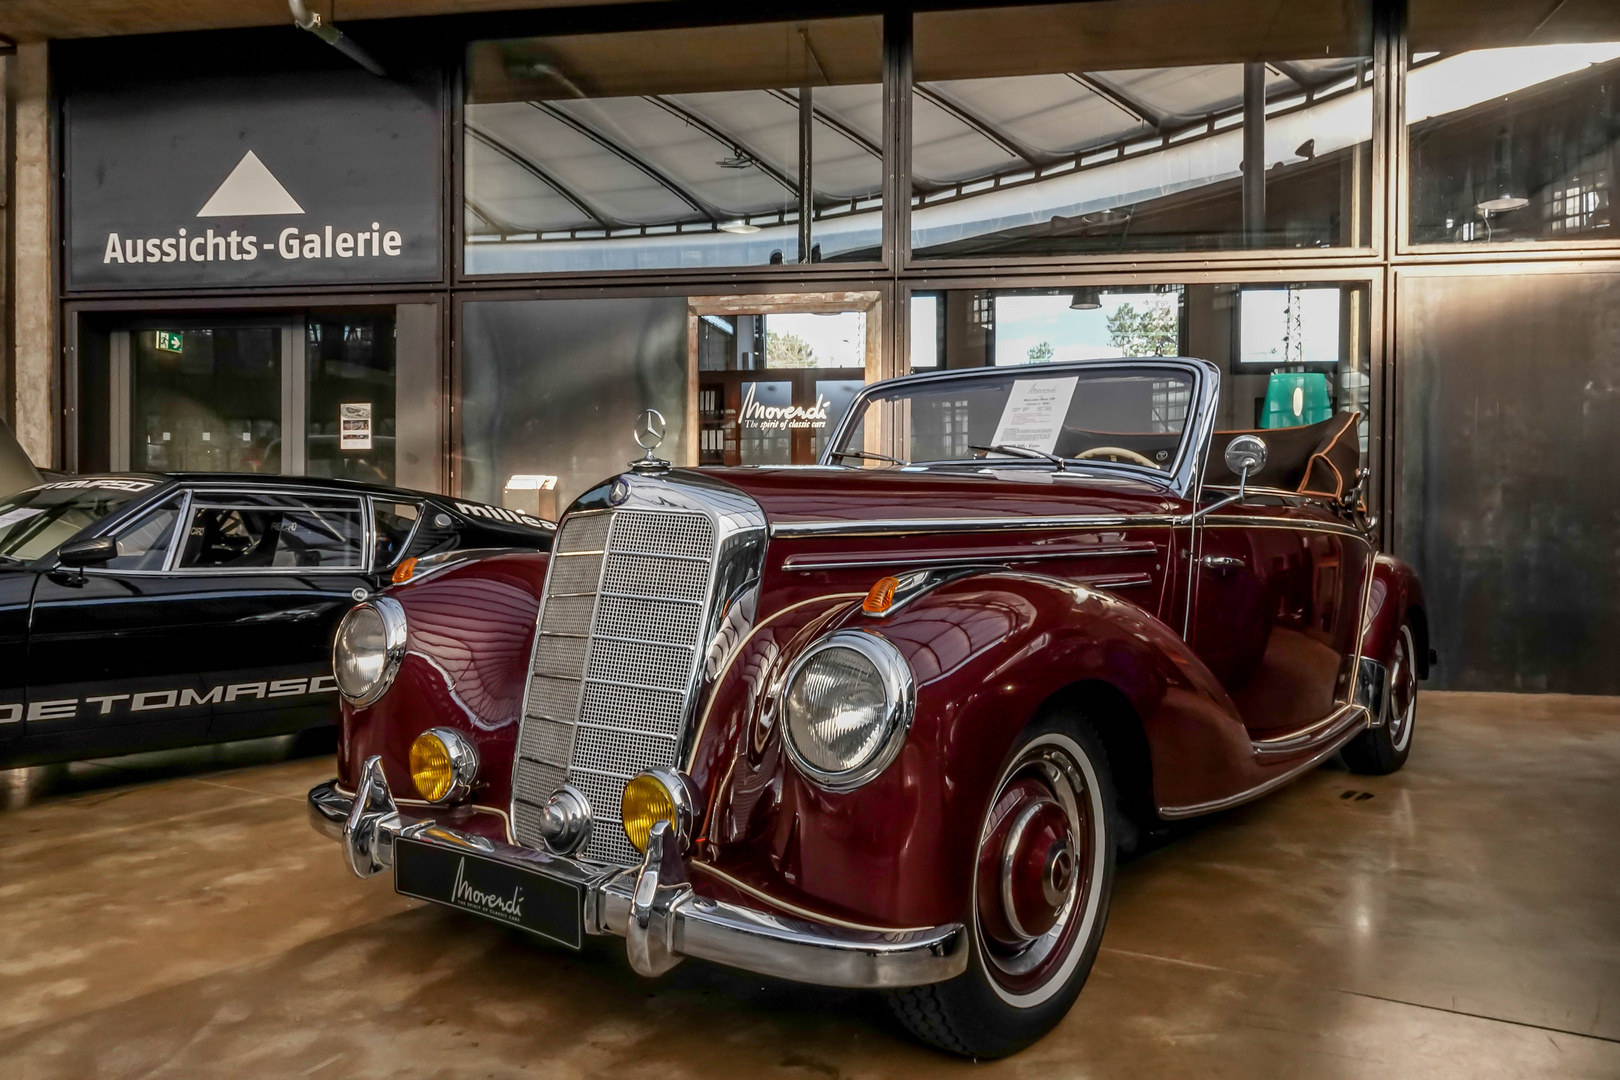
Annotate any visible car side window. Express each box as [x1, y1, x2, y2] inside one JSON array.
[[372, 500, 421, 569], [177, 495, 366, 571], [104, 496, 184, 571]]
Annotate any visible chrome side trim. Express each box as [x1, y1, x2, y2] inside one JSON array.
[[1195, 514, 1369, 541], [771, 514, 1176, 538], [1085, 574, 1154, 590], [308, 778, 967, 989], [688, 861, 935, 935], [1156, 716, 1369, 820], [782, 544, 1158, 571], [1249, 702, 1368, 760]]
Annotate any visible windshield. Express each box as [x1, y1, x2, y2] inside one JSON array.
[[0, 479, 156, 563], [828, 366, 1196, 473]]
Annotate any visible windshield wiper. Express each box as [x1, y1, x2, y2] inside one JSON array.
[[828, 449, 910, 467], [0, 553, 28, 567], [969, 444, 1070, 471]]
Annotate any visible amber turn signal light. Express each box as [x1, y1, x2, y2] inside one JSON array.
[[409, 727, 478, 804], [863, 576, 900, 614], [622, 774, 676, 853], [621, 770, 693, 854], [410, 730, 455, 802], [391, 557, 418, 584]]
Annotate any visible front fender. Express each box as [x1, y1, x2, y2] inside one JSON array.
[[691, 571, 1247, 930], [337, 552, 549, 806]]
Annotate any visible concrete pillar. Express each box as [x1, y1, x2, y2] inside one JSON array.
[[10, 42, 54, 469]]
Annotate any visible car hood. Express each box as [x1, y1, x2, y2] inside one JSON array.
[[688, 465, 1183, 530]]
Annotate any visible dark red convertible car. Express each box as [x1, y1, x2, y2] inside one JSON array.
[[310, 357, 1427, 1057]]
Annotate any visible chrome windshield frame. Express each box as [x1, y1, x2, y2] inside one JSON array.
[[819, 357, 1221, 501]]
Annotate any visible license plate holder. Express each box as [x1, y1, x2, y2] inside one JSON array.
[[394, 835, 584, 949]]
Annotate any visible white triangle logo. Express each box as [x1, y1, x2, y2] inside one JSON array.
[[196, 151, 305, 217]]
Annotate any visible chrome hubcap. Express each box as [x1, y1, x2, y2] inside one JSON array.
[[974, 738, 1102, 1003], [1388, 625, 1417, 750]]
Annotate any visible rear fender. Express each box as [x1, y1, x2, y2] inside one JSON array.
[[1359, 554, 1430, 677]]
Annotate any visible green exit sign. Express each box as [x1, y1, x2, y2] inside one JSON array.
[[154, 330, 183, 353]]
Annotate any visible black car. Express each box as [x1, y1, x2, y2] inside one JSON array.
[[0, 473, 554, 768]]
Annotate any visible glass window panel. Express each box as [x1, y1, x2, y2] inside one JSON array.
[[813, 379, 867, 459], [0, 482, 149, 562], [179, 498, 365, 570], [838, 367, 1196, 468], [911, 1, 1374, 258], [909, 293, 941, 368], [1396, 268, 1620, 692], [106, 495, 183, 571], [764, 311, 866, 368], [464, 17, 884, 274], [738, 380, 794, 464], [993, 290, 1182, 364], [460, 298, 690, 509], [306, 316, 397, 486], [1407, 2, 1620, 245], [372, 500, 421, 569], [132, 328, 281, 473], [908, 281, 1371, 451]]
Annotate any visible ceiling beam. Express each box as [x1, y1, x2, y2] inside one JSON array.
[[913, 84, 1054, 169], [765, 88, 882, 160], [644, 95, 800, 199], [1068, 72, 1184, 132], [530, 100, 722, 222], [464, 195, 527, 237], [465, 124, 624, 231]]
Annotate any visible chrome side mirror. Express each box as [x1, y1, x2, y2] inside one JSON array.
[[1224, 434, 1267, 495], [1187, 434, 1269, 524]]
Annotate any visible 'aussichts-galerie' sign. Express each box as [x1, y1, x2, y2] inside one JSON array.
[[103, 222, 405, 265], [101, 151, 406, 268], [64, 39, 442, 290]]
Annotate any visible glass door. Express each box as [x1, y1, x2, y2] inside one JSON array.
[[124, 325, 286, 473], [691, 298, 879, 467], [110, 315, 400, 482]]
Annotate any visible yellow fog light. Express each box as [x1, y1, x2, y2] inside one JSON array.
[[621, 769, 693, 854], [409, 727, 478, 804]]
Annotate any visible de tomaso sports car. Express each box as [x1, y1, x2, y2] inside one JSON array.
[[0, 473, 553, 767]]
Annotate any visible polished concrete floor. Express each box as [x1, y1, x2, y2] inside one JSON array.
[[0, 692, 1616, 1079]]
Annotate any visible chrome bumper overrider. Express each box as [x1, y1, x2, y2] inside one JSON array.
[[307, 757, 966, 989]]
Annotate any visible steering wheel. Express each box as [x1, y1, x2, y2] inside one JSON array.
[[1076, 446, 1160, 468]]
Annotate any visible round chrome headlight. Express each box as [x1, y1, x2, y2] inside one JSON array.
[[333, 597, 407, 706], [781, 630, 915, 791]]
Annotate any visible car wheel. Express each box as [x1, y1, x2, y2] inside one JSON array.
[[888, 710, 1116, 1058], [1342, 622, 1418, 775]]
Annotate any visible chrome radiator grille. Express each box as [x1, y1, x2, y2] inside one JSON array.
[[512, 506, 717, 866]]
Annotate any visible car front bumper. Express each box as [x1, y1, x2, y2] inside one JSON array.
[[307, 756, 966, 990]]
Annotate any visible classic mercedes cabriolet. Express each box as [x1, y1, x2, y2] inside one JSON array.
[[309, 357, 1428, 1058]]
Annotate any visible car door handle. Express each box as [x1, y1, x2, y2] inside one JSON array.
[[1201, 555, 1246, 573]]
